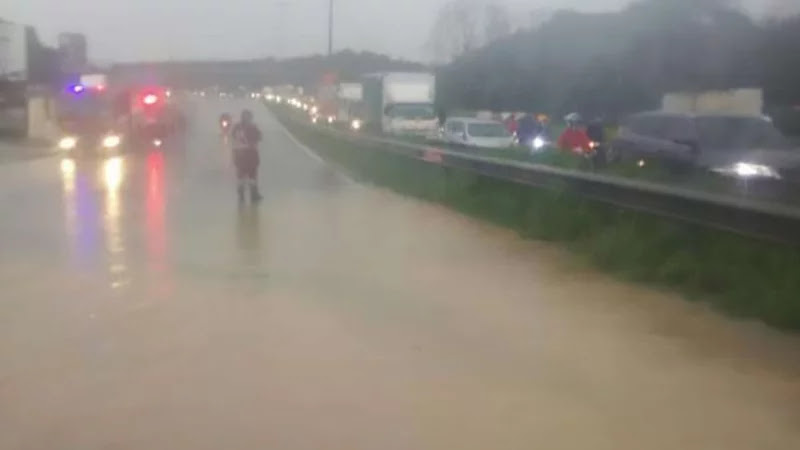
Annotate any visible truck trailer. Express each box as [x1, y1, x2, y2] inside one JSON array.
[[361, 72, 437, 135]]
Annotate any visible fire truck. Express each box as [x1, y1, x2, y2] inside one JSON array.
[[55, 73, 184, 154]]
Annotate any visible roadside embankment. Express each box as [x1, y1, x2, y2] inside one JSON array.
[[273, 107, 800, 330]]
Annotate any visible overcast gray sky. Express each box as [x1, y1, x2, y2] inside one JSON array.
[[2, 0, 788, 62]]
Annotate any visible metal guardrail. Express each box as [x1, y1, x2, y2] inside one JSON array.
[[285, 115, 800, 246]]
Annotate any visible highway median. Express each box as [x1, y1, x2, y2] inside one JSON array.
[[272, 107, 800, 331]]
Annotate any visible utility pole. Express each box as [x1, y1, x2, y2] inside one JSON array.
[[327, 0, 334, 56]]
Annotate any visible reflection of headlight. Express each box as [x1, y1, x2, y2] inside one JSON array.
[[60, 158, 76, 175], [102, 134, 122, 148], [713, 162, 781, 179], [311, 116, 319, 124], [58, 136, 78, 150], [351, 119, 362, 130], [532, 137, 546, 149], [327, 116, 335, 124], [103, 157, 124, 190]]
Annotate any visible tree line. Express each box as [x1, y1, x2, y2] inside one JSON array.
[[434, 0, 800, 129], [110, 50, 425, 91]]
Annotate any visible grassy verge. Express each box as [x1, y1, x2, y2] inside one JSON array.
[[278, 110, 800, 330]]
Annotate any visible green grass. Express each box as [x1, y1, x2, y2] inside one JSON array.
[[278, 111, 800, 330]]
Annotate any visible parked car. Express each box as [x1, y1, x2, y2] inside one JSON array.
[[611, 112, 800, 181], [440, 118, 515, 149]]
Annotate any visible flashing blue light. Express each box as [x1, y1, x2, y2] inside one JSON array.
[[70, 84, 85, 94]]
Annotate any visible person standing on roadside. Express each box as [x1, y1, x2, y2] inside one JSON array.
[[231, 109, 263, 203], [557, 112, 592, 155], [517, 113, 542, 146], [505, 113, 519, 136]]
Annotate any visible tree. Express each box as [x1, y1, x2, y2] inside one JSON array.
[[484, 3, 512, 44], [435, 0, 782, 120], [428, 0, 482, 63]]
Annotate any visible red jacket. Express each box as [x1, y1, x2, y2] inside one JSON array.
[[231, 122, 262, 151], [506, 118, 518, 134], [557, 127, 592, 153]]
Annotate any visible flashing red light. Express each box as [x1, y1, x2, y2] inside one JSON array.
[[95, 84, 106, 92], [143, 94, 159, 106]]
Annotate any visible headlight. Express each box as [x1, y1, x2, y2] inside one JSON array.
[[532, 136, 546, 149], [351, 119, 362, 130], [713, 162, 781, 179], [102, 134, 122, 148], [310, 106, 318, 114], [589, 141, 599, 149], [58, 136, 78, 150], [327, 116, 335, 124]]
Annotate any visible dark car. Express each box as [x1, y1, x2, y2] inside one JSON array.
[[611, 112, 800, 181]]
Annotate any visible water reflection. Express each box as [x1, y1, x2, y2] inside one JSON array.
[[60, 158, 99, 268], [103, 157, 124, 191], [60, 158, 76, 183], [59, 156, 131, 287], [146, 151, 167, 275], [102, 157, 128, 289], [236, 205, 263, 269]]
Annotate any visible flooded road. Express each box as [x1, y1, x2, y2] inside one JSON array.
[[1, 99, 799, 450]]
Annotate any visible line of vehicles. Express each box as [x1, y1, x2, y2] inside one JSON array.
[[265, 72, 439, 137], [269, 78, 800, 185], [267, 72, 552, 152]]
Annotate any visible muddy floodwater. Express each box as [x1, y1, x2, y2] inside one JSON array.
[[1, 100, 799, 450]]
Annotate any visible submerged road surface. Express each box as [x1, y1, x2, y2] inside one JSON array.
[[2, 99, 799, 450]]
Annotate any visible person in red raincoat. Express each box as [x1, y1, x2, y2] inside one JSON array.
[[505, 114, 519, 135], [231, 109, 263, 203], [557, 112, 592, 154]]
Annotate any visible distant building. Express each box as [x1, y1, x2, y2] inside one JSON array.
[[58, 32, 87, 75], [0, 19, 28, 81]]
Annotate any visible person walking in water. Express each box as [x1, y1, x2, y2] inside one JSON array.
[[231, 109, 263, 203]]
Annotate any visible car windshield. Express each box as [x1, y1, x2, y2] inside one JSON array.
[[696, 117, 791, 149], [468, 122, 510, 138], [57, 92, 110, 118], [387, 104, 435, 120]]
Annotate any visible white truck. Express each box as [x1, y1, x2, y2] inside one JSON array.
[[361, 72, 437, 135], [336, 82, 364, 127]]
